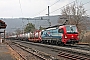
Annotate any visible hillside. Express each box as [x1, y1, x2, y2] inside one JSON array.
[[0, 15, 90, 32]]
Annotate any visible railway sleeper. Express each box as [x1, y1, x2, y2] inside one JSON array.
[[58, 51, 90, 60]]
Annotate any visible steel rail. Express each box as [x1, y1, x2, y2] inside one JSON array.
[[6, 40, 90, 60], [8, 41, 58, 60], [12, 40, 90, 59], [8, 44, 26, 60]]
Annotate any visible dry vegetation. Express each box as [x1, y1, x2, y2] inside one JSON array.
[[58, 1, 90, 43], [82, 31, 90, 44]]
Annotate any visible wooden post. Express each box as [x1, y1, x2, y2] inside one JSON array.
[[3, 30, 5, 42], [0, 33, 2, 43]]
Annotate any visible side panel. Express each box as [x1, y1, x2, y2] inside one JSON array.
[[41, 29, 63, 41]]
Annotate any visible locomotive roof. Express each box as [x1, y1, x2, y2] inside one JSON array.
[[45, 25, 76, 29], [45, 24, 62, 29]]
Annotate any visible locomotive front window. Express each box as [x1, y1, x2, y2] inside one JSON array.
[[66, 26, 78, 33]]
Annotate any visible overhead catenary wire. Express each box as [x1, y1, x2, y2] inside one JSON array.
[[19, 0, 23, 17], [82, 0, 90, 6], [3, 0, 90, 19], [33, 8, 47, 17], [50, 0, 90, 14], [75, 0, 90, 16], [49, 0, 60, 7], [33, 0, 77, 17], [33, 0, 90, 27], [34, 0, 90, 17], [50, 0, 76, 14], [33, 0, 61, 17], [19, 0, 25, 33], [81, 0, 90, 16]]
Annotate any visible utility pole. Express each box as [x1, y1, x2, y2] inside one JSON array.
[[22, 19, 24, 34], [22, 6, 51, 27], [48, 6, 51, 26], [4, 30, 5, 40]]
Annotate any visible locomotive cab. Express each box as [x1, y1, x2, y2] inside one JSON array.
[[60, 25, 79, 44]]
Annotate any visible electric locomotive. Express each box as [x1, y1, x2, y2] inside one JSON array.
[[41, 25, 79, 45]]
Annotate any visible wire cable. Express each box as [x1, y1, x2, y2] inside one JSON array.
[[33, 0, 61, 17], [82, 0, 90, 6], [19, 0, 23, 17], [50, 0, 75, 14], [33, 8, 47, 17], [50, 0, 90, 14], [49, 0, 60, 7]]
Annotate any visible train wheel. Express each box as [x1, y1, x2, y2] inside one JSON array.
[[60, 42, 65, 46], [41, 41, 43, 44], [56, 42, 60, 45]]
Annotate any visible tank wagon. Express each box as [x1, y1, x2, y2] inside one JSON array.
[[8, 25, 79, 45], [28, 30, 42, 42]]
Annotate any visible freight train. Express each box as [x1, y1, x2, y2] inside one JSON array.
[[8, 25, 79, 45]]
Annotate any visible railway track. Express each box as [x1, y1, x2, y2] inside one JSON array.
[[8, 44, 26, 60], [6, 40, 90, 60], [15, 40, 90, 57], [58, 51, 90, 60], [7, 40, 58, 60], [65, 44, 90, 51]]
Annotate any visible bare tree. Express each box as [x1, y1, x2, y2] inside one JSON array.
[[58, 2, 90, 41]]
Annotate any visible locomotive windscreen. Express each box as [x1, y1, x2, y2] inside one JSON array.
[[66, 25, 78, 34]]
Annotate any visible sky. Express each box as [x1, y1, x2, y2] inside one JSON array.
[[0, 0, 90, 18], [0, 0, 90, 33]]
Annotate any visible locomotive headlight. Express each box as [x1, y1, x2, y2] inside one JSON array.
[[65, 35, 67, 38], [72, 35, 73, 37]]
